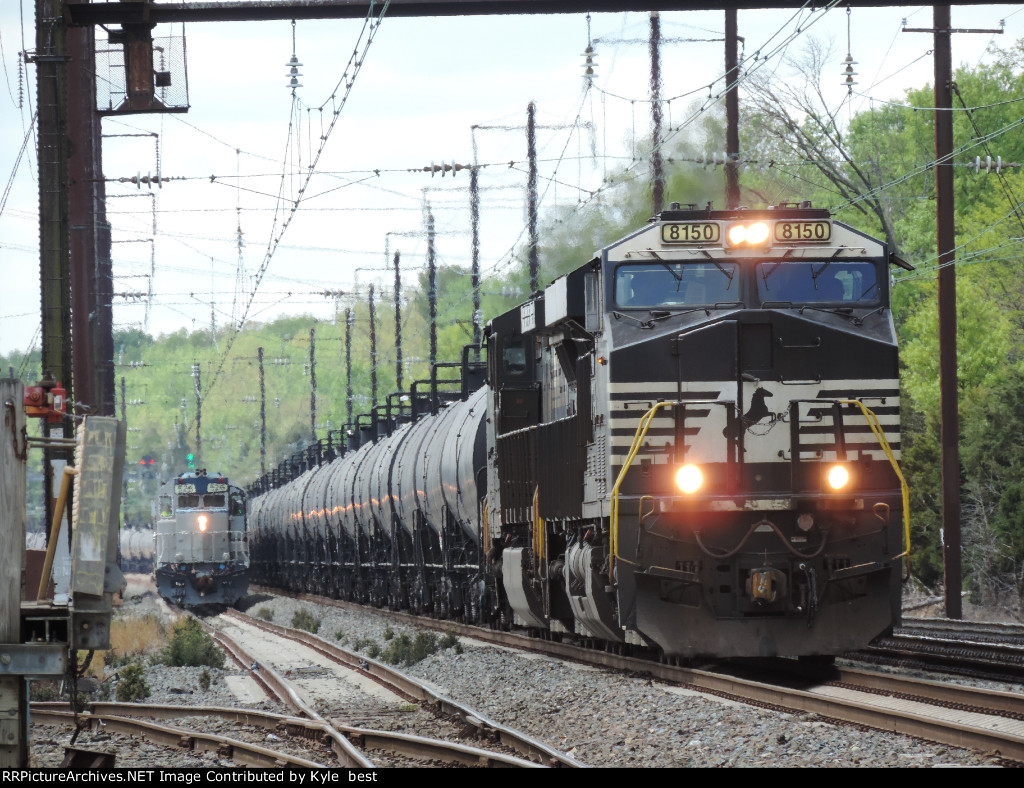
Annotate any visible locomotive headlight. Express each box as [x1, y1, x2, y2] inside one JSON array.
[[826, 464, 851, 491], [727, 221, 771, 247], [675, 464, 703, 494], [197, 515, 209, 532]]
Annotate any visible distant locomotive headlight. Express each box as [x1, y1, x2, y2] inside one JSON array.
[[727, 221, 770, 246], [675, 464, 703, 494], [826, 465, 851, 491], [197, 514, 209, 532]]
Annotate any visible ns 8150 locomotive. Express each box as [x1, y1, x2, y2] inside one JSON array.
[[490, 202, 907, 658], [250, 202, 907, 659]]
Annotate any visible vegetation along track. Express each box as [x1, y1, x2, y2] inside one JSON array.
[[203, 608, 583, 767], [266, 588, 1024, 764]]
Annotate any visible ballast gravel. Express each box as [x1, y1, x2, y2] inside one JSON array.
[[28, 586, 1008, 769], [230, 593, 1005, 768]]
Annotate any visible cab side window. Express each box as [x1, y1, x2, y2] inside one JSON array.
[[504, 337, 527, 375]]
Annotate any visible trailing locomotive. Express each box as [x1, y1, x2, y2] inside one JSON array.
[[249, 203, 908, 658], [155, 470, 250, 607]]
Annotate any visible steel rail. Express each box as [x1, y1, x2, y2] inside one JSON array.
[[30, 708, 327, 768], [200, 620, 376, 768], [898, 618, 1024, 643], [263, 588, 1024, 763], [205, 627, 288, 705], [222, 608, 586, 767], [832, 667, 1024, 720], [32, 702, 543, 768], [336, 725, 544, 767]]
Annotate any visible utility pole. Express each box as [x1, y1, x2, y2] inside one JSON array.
[[120, 376, 127, 504], [345, 307, 354, 428], [426, 207, 438, 410], [649, 11, 664, 215], [469, 166, 482, 352], [900, 6, 998, 618], [724, 8, 741, 208], [369, 285, 378, 410], [309, 326, 317, 444], [933, 5, 961, 619], [393, 252, 403, 392], [526, 102, 539, 294], [192, 362, 202, 465], [258, 346, 266, 478]]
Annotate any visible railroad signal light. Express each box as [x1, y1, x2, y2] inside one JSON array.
[[187, 452, 195, 469]]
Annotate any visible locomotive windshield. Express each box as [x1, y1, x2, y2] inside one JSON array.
[[756, 260, 879, 305], [175, 493, 226, 508], [616, 262, 737, 307]]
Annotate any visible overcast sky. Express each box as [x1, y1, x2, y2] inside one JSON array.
[[1, 3, 1019, 357]]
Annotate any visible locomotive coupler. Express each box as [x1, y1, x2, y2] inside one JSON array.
[[747, 567, 786, 605]]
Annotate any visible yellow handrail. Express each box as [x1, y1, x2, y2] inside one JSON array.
[[609, 402, 673, 582], [839, 399, 911, 571], [532, 486, 545, 562]]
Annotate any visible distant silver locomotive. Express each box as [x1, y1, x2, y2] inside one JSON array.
[[155, 470, 250, 607]]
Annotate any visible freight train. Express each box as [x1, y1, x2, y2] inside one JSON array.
[[248, 203, 909, 658], [154, 470, 251, 607]]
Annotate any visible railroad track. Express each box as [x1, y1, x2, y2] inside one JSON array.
[[262, 587, 1024, 764], [856, 616, 1024, 682], [30, 705, 331, 768], [204, 609, 585, 767]]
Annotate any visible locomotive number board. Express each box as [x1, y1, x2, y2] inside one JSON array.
[[660, 219, 833, 245], [207, 482, 228, 492], [773, 220, 831, 242], [174, 483, 196, 494], [661, 222, 720, 244]]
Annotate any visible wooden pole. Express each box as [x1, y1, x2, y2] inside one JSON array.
[[933, 5, 962, 619]]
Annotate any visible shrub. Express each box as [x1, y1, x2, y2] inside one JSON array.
[[116, 663, 150, 702], [198, 669, 211, 691], [381, 631, 439, 666], [291, 609, 320, 634], [383, 626, 395, 641], [89, 615, 167, 677], [30, 681, 60, 702], [158, 616, 225, 668], [334, 630, 346, 643], [352, 637, 379, 658], [256, 607, 274, 622], [439, 631, 459, 650]]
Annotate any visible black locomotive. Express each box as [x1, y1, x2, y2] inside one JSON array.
[[249, 203, 907, 658]]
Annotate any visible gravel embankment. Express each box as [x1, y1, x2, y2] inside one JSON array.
[[28, 583, 1009, 768]]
